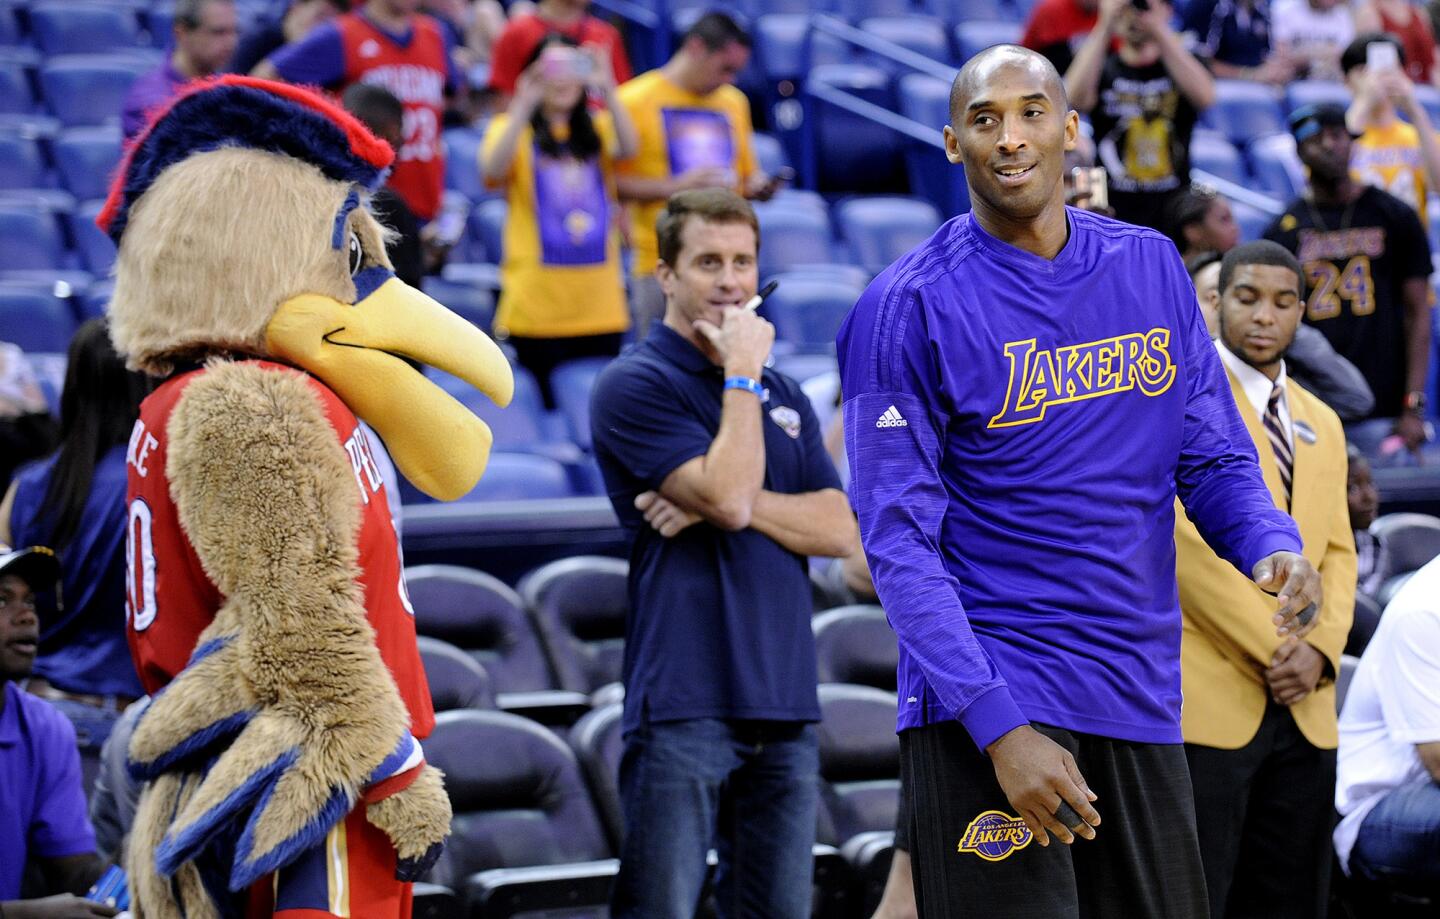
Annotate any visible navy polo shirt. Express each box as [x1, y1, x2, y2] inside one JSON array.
[[591, 325, 839, 733]]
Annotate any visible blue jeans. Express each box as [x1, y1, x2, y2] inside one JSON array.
[[1351, 781, 1440, 886], [610, 718, 819, 919]]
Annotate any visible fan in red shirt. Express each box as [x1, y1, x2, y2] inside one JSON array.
[[488, 0, 630, 99], [256, 0, 459, 222], [1021, 0, 1100, 74]]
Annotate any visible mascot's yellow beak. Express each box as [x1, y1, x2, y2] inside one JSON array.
[[265, 276, 514, 502]]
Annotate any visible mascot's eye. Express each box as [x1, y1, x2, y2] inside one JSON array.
[[348, 232, 364, 277]]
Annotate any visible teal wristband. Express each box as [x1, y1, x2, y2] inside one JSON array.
[[724, 376, 766, 399]]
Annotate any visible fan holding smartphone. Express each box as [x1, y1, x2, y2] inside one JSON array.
[[479, 35, 640, 407]]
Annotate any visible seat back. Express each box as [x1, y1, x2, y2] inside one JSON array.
[[404, 564, 556, 693], [1371, 512, 1440, 579], [1203, 80, 1286, 146], [0, 204, 67, 271], [808, 64, 905, 193], [29, 2, 142, 55], [813, 604, 897, 691], [816, 683, 900, 846], [424, 710, 613, 885], [1246, 132, 1305, 200], [0, 131, 45, 189], [567, 701, 626, 849], [953, 20, 1021, 64], [0, 283, 76, 351], [1189, 132, 1246, 187], [754, 198, 834, 277], [418, 635, 495, 712], [551, 356, 611, 452], [53, 125, 123, 199], [41, 55, 150, 128], [518, 555, 630, 694], [761, 271, 865, 354], [834, 195, 942, 275], [856, 16, 952, 71]]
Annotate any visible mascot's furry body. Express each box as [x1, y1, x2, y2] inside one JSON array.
[[101, 78, 513, 918]]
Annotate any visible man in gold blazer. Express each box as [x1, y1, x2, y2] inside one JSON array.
[[1176, 241, 1356, 919]]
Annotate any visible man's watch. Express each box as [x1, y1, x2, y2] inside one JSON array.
[[1404, 390, 1428, 415]]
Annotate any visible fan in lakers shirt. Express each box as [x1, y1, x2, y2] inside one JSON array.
[[838, 44, 1320, 919], [1342, 34, 1440, 226], [480, 34, 637, 408], [1263, 102, 1432, 450]]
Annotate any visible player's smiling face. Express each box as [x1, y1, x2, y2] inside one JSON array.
[[946, 55, 1078, 224]]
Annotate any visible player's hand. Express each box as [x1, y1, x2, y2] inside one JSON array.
[[694, 307, 773, 380], [1, 895, 120, 918], [1265, 638, 1326, 706], [1252, 550, 1322, 637], [635, 491, 702, 537], [985, 725, 1100, 847], [1395, 412, 1428, 454]]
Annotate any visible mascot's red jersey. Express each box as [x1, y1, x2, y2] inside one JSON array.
[[337, 12, 448, 222], [124, 360, 435, 739]]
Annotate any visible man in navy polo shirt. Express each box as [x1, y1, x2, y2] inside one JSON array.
[[0, 545, 115, 917], [591, 188, 857, 919]]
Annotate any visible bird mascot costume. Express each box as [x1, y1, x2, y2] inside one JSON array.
[[99, 76, 513, 918]]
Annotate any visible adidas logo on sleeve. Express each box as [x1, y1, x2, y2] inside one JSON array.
[[876, 405, 908, 428]]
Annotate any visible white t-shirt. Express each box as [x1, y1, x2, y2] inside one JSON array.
[[1271, 0, 1356, 80], [1333, 555, 1440, 873]]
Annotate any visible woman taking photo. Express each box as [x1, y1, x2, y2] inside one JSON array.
[[481, 34, 637, 406]]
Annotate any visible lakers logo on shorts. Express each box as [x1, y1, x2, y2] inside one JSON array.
[[957, 810, 1033, 861]]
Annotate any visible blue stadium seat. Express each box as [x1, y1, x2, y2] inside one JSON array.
[[896, 72, 969, 215], [442, 125, 487, 202], [53, 125, 122, 200], [81, 277, 112, 319], [143, 2, 176, 48], [1202, 80, 1286, 146], [550, 356, 610, 452], [425, 362, 579, 463], [0, 4, 19, 45], [807, 64, 906, 193], [470, 197, 506, 264], [1246, 132, 1305, 200], [953, 21, 1021, 65], [0, 285, 77, 351], [924, 0, 1015, 20], [1415, 84, 1440, 128], [1284, 79, 1350, 116], [0, 204, 65, 270], [454, 452, 574, 502], [771, 187, 829, 216], [29, 2, 142, 55], [71, 199, 116, 275], [833, 0, 918, 18], [760, 272, 867, 354], [422, 268, 495, 330], [834, 195, 942, 275], [753, 131, 791, 177], [0, 57, 34, 114], [813, 605, 896, 690], [40, 55, 150, 128], [1189, 132, 1247, 187], [857, 16, 953, 71], [753, 198, 835, 276], [765, 262, 873, 291], [816, 683, 901, 847], [753, 14, 848, 85], [518, 555, 629, 695], [0, 131, 46, 189], [1230, 199, 1277, 242]]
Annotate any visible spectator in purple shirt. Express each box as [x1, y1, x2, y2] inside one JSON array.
[[0, 545, 114, 918], [121, 0, 240, 138]]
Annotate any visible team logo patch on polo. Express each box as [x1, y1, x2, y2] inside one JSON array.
[[769, 405, 801, 439], [957, 810, 1033, 861]]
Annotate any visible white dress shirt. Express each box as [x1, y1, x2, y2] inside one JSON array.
[[1216, 340, 1292, 451]]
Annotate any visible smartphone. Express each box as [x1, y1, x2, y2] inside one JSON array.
[[1070, 166, 1108, 210], [1367, 40, 1400, 73], [540, 46, 595, 81]]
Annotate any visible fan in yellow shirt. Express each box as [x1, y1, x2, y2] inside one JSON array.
[[614, 12, 776, 336], [481, 36, 637, 406], [1343, 34, 1440, 225]]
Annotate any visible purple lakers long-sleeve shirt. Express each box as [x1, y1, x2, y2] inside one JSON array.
[[837, 208, 1302, 750]]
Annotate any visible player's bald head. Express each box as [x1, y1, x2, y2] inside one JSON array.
[[949, 45, 1068, 128]]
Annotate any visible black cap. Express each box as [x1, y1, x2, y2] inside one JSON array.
[[0, 545, 59, 592], [1289, 103, 1349, 143]]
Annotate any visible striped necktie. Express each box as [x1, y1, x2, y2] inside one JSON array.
[[1263, 383, 1293, 508]]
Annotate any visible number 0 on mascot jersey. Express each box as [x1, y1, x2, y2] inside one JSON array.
[[98, 76, 514, 919]]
